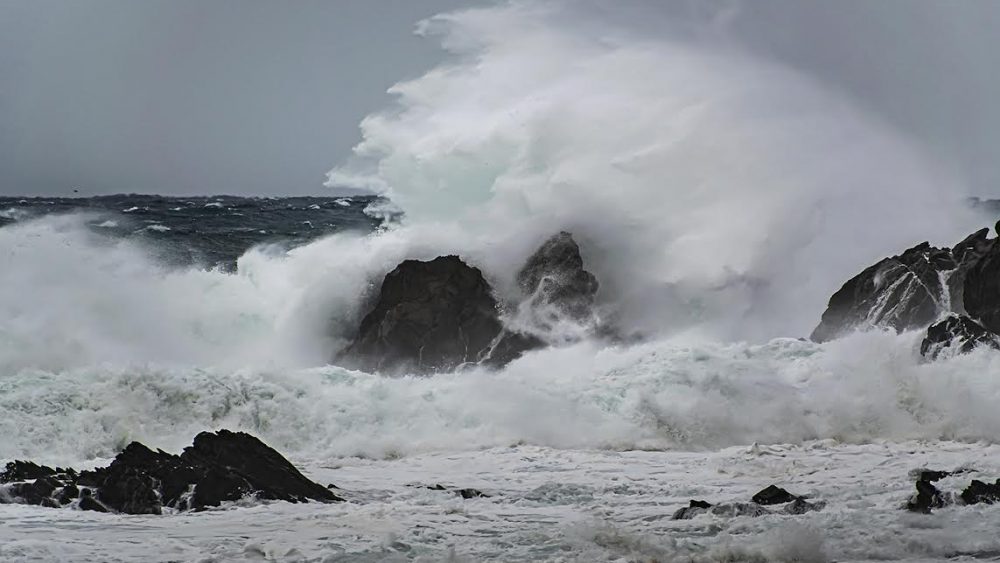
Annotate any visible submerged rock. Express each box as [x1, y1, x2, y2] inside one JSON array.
[[0, 430, 340, 515], [340, 255, 505, 374], [906, 471, 949, 513], [920, 314, 1000, 359], [671, 499, 712, 520], [811, 242, 954, 342], [961, 479, 1000, 505]]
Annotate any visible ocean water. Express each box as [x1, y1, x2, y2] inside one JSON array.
[[5, 2, 1000, 562]]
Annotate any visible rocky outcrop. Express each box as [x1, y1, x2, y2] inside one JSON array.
[[812, 225, 1000, 359], [339, 256, 506, 374], [920, 314, 1000, 359], [340, 232, 602, 374], [0, 430, 340, 514], [516, 231, 599, 329], [811, 242, 955, 342]]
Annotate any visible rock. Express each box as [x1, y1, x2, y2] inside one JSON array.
[[671, 499, 713, 520], [340, 256, 505, 374], [961, 479, 1000, 505], [811, 242, 955, 342], [963, 236, 1000, 334], [752, 484, 798, 505], [920, 314, 1000, 359], [456, 488, 489, 499], [949, 228, 995, 313], [1, 460, 58, 482], [0, 430, 340, 514], [784, 497, 826, 515], [515, 232, 599, 328], [907, 477, 946, 513]]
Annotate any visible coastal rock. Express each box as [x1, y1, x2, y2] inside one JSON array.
[[963, 229, 1000, 333], [920, 314, 1000, 359], [340, 256, 505, 374], [671, 499, 712, 520], [0, 430, 340, 515], [751, 484, 798, 505], [906, 470, 949, 513], [811, 242, 954, 342], [516, 231, 599, 328], [961, 479, 1000, 505]]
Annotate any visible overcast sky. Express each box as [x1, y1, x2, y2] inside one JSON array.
[[2, 0, 1000, 197]]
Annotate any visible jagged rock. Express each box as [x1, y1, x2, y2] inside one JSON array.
[[949, 228, 995, 313], [340, 256, 505, 374], [0, 430, 340, 514], [516, 231, 599, 328], [752, 485, 798, 505], [920, 314, 1000, 359], [961, 479, 1000, 505], [811, 242, 955, 342]]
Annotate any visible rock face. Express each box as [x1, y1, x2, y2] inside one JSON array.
[[340, 256, 506, 374], [920, 314, 1000, 359], [0, 430, 340, 514], [811, 242, 954, 342], [811, 225, 1000, 359]]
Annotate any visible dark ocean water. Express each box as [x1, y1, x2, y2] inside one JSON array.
[[0, 194, 385, 269]]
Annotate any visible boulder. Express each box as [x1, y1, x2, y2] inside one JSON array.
[[920, 314, 1000, 359], [811, 242, 955, 342], [961, 479, 1000, 505], [0, 430, 340, 514], [340, 256, 505, 374]]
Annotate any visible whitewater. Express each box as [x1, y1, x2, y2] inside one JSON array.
[[4, 2, 1000, 561]]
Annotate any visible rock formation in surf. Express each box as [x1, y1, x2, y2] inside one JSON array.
[[0, 430, 340, 514], [340, 232, 601, 374], [812, 224, 1000, 358], [339, 255, 509, 374]]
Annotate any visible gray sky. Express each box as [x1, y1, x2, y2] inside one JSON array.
[[2, 0, 1000, 197]]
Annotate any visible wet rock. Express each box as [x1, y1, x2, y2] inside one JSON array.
[[784, 497, 826, 515], [964, 233, 1000, 334], [671, 500, 712, 520], [340, 255, 505, 374], [907, 478, 946, 513], [515, 231, 599, 328], [456, 488, 489, 499], [811, 242, 954, 342], [920, 314, 1000, 359], [752, 485, 799, 505], [0, 461, 58, 483], [961, 479, 1000, 505], [0, 429, 340, 514]]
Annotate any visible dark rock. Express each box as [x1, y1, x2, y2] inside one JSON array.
[[671, 499, 713, 520], [78, 490, 108, 513], [907, 478, 946, 513], [964, 236, 1000, 334], [920, 314, 1000, 359], [340, 255, 505, 374], [1, 460, 58, 483], [479, 329, 545, 368], [1, 429, 340, 514], [913, 469, 952, 483], [752, 485, 798, 505], [515, 232, 599, 328], [949, 228, 995, 313], [812, 242, 955, 342], [180, 430, 340, 507], [456, 488, 488, 499], [961, 479, 1000, 505]]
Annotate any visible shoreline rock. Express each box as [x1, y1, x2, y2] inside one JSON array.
[[0, 430, 340, 515]]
